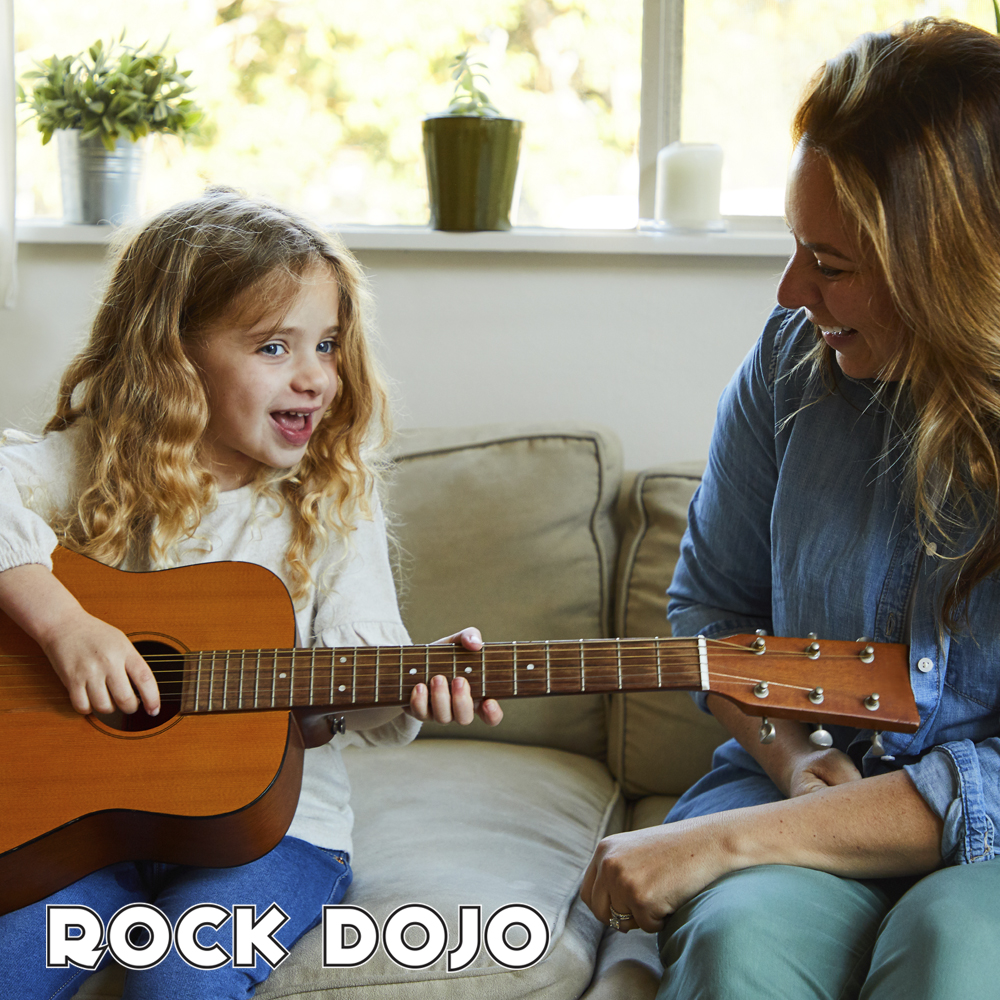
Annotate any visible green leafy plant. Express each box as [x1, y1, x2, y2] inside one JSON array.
[[444, 51, 501, 117], [17, 35, 203, 151]]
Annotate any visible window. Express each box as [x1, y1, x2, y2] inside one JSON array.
[[14, 0, 642, 228], [14, 0, 999, 228]]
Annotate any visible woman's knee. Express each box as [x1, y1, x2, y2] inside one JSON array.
[[658, 866, 888, 1000]]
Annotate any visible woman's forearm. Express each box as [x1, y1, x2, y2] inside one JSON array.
[[582, 769, 942, 932], [713, 769, 942, 877]]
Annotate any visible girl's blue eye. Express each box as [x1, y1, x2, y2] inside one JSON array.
[[318, 339, 339, 355], [259, 342, 286, 356]]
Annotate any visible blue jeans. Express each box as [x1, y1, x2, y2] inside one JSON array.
[[657, 861, 1000, 1000], [0, 836, 352, 1000]]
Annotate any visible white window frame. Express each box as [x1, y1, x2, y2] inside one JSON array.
[[638, 0, 684, 220]]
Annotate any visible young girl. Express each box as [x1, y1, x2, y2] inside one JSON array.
[[0, 187, 501, 999]]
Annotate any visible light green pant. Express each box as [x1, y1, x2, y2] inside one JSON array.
[[657, 861, 1000, 1000]]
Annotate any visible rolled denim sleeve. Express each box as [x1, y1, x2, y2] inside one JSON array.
[[905, 742, 999, 865], [668, 313, 782, 643]]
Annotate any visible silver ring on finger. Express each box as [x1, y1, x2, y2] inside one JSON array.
[[608, 906, 633, 932]]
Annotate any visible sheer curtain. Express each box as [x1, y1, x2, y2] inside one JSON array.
[[0, 0, 15, 309]]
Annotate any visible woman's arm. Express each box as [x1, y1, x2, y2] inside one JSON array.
[[581, 767, 942, 933], [706, 694, 862, 797]]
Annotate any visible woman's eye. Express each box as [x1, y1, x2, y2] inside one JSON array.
[[317, 339, 339, 355], [259, 342, 286, 356], [814, 260, 845, 279]]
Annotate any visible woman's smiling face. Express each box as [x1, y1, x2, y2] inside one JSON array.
[[777, 144, 908, 380]]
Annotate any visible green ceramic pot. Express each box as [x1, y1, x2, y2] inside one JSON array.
[[422, 115, 523, 231]]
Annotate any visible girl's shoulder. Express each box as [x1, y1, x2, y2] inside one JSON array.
[[0, 425, 88, 511]]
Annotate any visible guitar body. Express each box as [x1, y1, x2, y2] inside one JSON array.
[[0, 548, 305, 915]]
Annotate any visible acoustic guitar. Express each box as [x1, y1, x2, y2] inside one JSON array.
[[0, 547, 918, 916]]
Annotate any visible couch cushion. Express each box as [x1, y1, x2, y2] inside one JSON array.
[[386, 425, 623, 760], [608, 467, 726, 797], [70, 741, 624, 1000], [256, 740, 623, 999]]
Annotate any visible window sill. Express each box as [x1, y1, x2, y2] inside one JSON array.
[[15, 220, 794, 257]]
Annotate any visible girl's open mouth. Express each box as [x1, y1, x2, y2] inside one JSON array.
[[271, 410, 314, 446]]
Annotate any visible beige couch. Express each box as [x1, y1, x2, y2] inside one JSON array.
[[75, 423, 727, 1000]]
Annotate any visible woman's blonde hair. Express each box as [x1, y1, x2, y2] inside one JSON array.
[[793, 18, 1000, 629], [46, 186, 391, 602]]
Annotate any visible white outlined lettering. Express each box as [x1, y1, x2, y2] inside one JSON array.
[[382, 904, 447, 970], [105, 904, 172, 970], [447, 906, 481, 972], [232, 904, 290, 969], [322, 905, 380, 967], [45, 906, 107, 970], [174, 903, 232, 970], [483, 904, 549, 969]]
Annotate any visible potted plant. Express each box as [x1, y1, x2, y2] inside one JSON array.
[[422, 51, 523, 232], [18, 36, 203, 225]]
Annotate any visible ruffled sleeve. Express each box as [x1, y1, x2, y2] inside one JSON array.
[[312, 489, 420, 749]]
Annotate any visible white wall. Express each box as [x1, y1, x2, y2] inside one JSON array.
[[0, 241, 786, 470]]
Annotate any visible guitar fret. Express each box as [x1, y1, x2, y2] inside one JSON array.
[[545, 640, 551, 694], [309, 648, 316, 705], [352, 647, 358, 705], [290, 656, 296, 707], [238, 648, 245, 709], [655, 637, 661, 689], [425, 645, 430, 685], [580, 641, 585, 692], [512, 640, 517, 696], [452, 646, 457, 680], [196, 650, 204, 711], [254, 649, 261, 709], [399, 647, 404, 703], [481, 645, 486, 698], [329, 648, 335, 704], [616, 638, 622, 691], [270, 650, 278, 708], [375, 647, 380, 703], [223, 650, 230, 710], [208, 649, 216, 711]]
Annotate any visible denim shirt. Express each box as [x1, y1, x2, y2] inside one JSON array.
[[666, 306, 1000, 866]]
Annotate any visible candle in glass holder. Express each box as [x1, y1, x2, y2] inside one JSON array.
[[654, 142, 724, 231]]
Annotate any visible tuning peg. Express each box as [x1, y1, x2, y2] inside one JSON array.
[[870, 731, 885, 755], [759, 717, 776, 744], [808, 724, 833, 748]]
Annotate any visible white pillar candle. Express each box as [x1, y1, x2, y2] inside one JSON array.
[[654, 142, 724, 231]]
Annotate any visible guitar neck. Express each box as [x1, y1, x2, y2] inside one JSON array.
[[177, 633, 920, 733], [179, 637, 698, 714]]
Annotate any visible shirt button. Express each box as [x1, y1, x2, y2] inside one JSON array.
[[925, 542, 937, 556], [917, 657, 934, 673]]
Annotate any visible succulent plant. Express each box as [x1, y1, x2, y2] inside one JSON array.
[[18, 35, 203, 151], [444, 50, 501, 118]]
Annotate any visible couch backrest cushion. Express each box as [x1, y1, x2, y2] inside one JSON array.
[[385, 424, 623, 759], [608, 466, 727, 796]]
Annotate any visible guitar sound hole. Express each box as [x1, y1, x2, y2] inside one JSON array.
[[98, 640, 184, 732]]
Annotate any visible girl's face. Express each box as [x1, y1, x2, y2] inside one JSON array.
[[188, 264, 341, 490], [777, 144, 907, 380]]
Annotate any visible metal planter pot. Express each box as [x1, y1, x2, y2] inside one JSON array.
[[57, 131, 146, 225], [422, 115, 523, 232]]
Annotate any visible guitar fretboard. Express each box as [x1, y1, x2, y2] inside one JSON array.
[[178, 637, 706, 714]]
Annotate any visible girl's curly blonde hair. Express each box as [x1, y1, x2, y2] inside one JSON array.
[[793, 19, 1000, 631], [46, 187, 391, 603]]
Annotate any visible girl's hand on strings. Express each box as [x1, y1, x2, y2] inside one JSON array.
[[41, 607, 161, 717], [407, 627, 503, 726]]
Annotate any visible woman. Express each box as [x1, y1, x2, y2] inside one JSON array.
[[582, 18, 1000, 999]]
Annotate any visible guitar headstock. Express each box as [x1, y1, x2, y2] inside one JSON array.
[[706, 634, 919, 732]]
